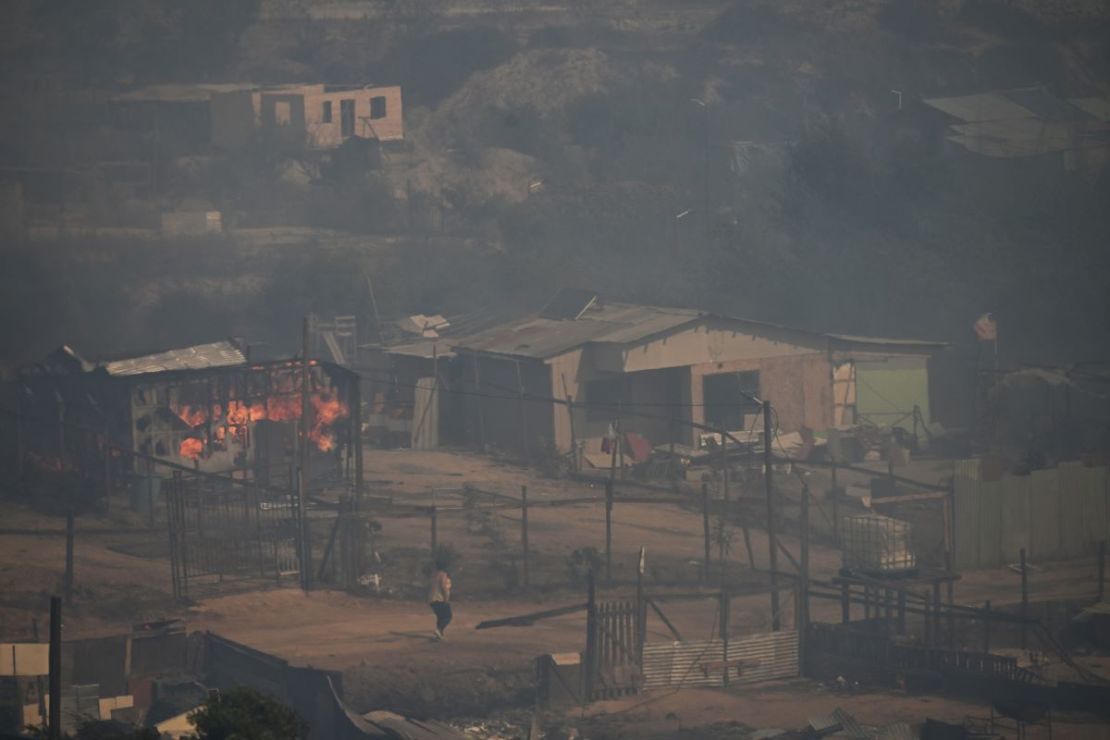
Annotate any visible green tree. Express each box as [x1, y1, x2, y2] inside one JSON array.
[[189, 687, 308, 740]]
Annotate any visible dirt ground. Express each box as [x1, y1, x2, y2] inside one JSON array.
[[2, 448, 1109, 734]]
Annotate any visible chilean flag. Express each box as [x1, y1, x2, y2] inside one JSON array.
[[973, 313, 997, 342]]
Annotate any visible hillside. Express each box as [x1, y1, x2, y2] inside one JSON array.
[[0, 0, 1108, 366]]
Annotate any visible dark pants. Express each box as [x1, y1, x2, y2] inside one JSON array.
[[430, 601, 452, 633]]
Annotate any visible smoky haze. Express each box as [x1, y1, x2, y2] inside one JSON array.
[[6, 4, 1110, 738], [0, 0, 1107, 368]]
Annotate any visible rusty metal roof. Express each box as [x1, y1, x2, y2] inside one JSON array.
[[101, 341, 247, 377], [452, 302, 702, 360]]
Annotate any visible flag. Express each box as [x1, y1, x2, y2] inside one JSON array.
[[973, 313, 997, 342]]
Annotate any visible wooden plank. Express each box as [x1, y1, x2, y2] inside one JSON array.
[[647, 598, 684, 642]]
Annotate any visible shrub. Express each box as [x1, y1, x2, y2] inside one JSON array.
[[190, 686, 307, 740]]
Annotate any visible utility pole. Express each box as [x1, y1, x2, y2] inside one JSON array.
[[764, 400, 780, 631], [48, 596, 61, 740]]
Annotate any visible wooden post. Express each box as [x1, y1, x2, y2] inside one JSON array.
[[352, 378, 364, 511], [841, 583, 850, 624], [947, 580, 956, 648], [605, 480, 614, 587], [514, 360, 530, 462], [562, 374, 577, 473], [800, 485, 810, 637], [831, 463, 840, 545], [49, 596, 61, 740], [932, 581, 942, 645], [1098, 541, 1106, 602], [300, 317, 312, 490], [897, 590, 906, 635], [883, 588, 893, 638], [617, 406, 625, 478], [924, 590, 932, 646], [667, 419, 676, 481], [719, 467, 729, 569], [763, 400, 780, 631], [1020, 547, 1029, 649], [31, 617, 46, 726], [103, 420, 112, 513], [473, 355, 486, 451], [430, 505, 438, 556], [584, 569, 597, 704], [701, 483, 711, 584], [55, 392, 65, 463], [945, 483, 955, 646], [521, 485, 530, 590], [720, 588, 731, 687], [983, 600, 992, 653], [146, 457, 156, 529], [636, 546, 645, 662], [63, 510, 74, 605], [298, 467, 313, 591], [15, 389, 24, 477]]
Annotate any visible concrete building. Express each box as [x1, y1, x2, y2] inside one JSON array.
[[211, 84, 403, 150], [443, 291, 945, 458]]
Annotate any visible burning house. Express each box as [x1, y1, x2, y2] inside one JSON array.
[[16, 340, 360, 496]]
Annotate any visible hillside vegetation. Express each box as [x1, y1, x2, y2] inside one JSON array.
[[1, 0, 1108, 365]]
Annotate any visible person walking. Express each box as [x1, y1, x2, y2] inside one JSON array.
[[428, 554, 453, 641]]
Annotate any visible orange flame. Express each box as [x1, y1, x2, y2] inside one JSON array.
[[175, 405, 208, 427], [310, 391, 348, 452], [180, 437, 204, 460], [171, 390, 349, 453]]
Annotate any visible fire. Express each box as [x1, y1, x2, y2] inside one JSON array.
[[171, 390, 349, 453], [310, 391, 348, 452], [180, 437, 204, 460], [175, 405, 208, 427]]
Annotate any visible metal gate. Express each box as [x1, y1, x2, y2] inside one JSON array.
[[586, 600, 643, 700], [167, 470, 302, 601]]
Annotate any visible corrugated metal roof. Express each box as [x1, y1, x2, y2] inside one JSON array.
[[1004, 87, 1088, 121], [453, 303, 702, 360], [385, 340, 455, 360], [827, 334, 947, 352], [924, 89, 1109, 159], [924, 93, 1035, 122], [111, 83, 258, 103], [101, 341, 247, 377], [1070, 97, 1110, 122], [453, 301, 945, 361]]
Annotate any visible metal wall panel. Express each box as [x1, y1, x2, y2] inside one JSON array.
[[953, 459, 981, 569], [726, 631, 799, 684], [641, 632, 799, 690], [641, 640, 724, 689], [978, 482, 1004, 567], [1029, 467, 1060, 561], [1059, 463, 1088, 560], [1088, 467, 1110, 544], [953, 460, 1109, 571], [999, 474, 1030, 564]]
